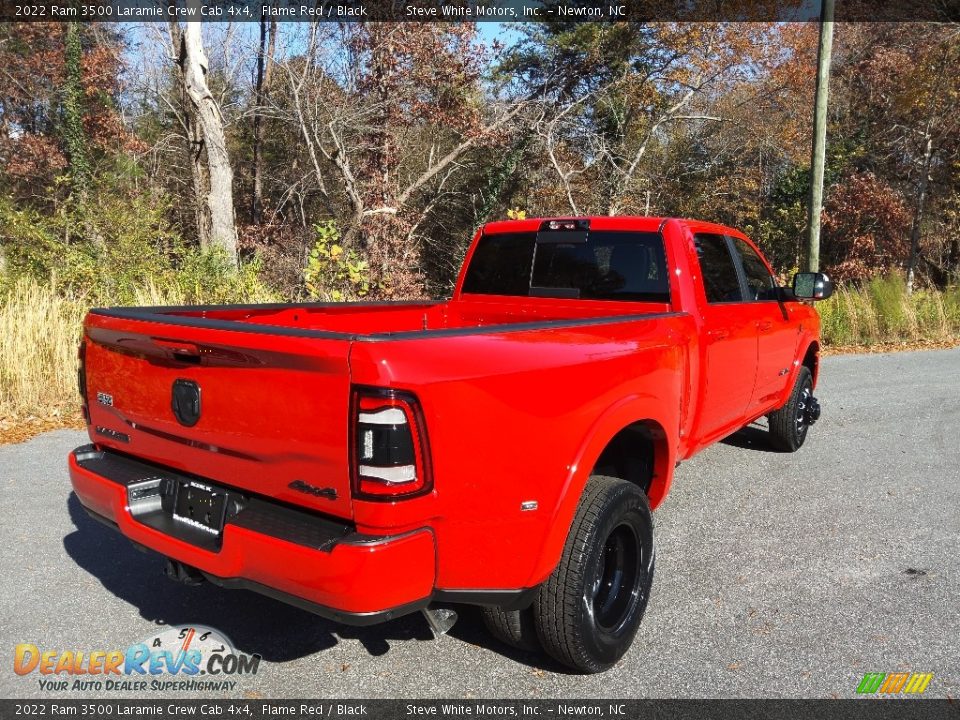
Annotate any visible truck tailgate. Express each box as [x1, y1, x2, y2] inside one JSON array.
[[82, 312, 354, 520]]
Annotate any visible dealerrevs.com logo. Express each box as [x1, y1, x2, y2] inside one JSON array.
[[14, 625, 261, 692]]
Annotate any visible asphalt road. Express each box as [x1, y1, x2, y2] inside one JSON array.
[[1, 348, 957, 700]]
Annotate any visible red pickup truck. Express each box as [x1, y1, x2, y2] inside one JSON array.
[[69, 216, 833, 672]]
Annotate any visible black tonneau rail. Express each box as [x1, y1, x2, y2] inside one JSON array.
[[89, 305, 684, 343]]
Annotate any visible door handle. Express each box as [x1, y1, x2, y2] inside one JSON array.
[[707, 329, 729, 341], [757, 321, 773, 332]]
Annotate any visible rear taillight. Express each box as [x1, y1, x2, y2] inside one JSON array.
[[350, 386, 432, 501], [78, 340, 89, 423]]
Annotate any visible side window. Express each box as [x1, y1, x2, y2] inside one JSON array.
[[694, 233, 743, 304], [732, 237, 778, 301], [461, 232, 535, 296]]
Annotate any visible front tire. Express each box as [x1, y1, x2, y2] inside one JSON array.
[[533, 475, 655, 673], [768, 366, 814, 452]]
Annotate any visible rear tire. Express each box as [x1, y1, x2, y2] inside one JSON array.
[[481, 606, 540, 652], [768, 366, 813, 452], [533, 475, 655, 673]]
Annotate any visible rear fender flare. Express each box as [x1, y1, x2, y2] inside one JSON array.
[[525, 396, 677, 587]]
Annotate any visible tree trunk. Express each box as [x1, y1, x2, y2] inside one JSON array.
[[948, 238, 960, 282], [169, 9, 238, 264], [172, 22, 212, 252], [906, 131, 933, 295], [805, 0, 835, 273], [63, 22, 89, 195], [251, 13, 277, 225], [362, 26, 413, 295]]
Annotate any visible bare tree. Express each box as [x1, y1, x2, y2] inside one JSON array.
[[525, 24, 765, 217], [168, 6, 238, 263], [275, 23, 532, 295]]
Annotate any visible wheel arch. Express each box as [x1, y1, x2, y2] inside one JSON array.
[[525, 398, 678, 587], [591, 419, 672, 507], [803, 340, 820, 388], [776, 338, 821, 410]]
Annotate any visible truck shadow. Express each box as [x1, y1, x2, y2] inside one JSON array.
[[63, 493, 572, 673], [62, 493, 433, 663], [444, 608, 577, 675], [720, 424, 780, 453]]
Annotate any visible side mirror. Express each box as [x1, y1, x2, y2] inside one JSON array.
[[792, 272, 834, 301]]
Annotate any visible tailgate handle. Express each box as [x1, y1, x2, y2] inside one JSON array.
[[153, 339, 202, 364]]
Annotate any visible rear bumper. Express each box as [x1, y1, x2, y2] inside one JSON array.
[[68, 445, 436, 624]]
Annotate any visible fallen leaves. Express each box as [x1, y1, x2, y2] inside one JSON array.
[[0, 412, 85, 446], [823, 337, 960, 356]]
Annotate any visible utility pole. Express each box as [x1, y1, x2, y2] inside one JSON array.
[[806, 0, 835, 272]]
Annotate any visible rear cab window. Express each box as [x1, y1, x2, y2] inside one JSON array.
[[461, 229, 670, 302]]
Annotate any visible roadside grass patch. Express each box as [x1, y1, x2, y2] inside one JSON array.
[[0, 275, 277, 440], [819, 277, 960, 347]]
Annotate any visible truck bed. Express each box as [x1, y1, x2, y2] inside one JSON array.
[[81, 297, 686, 529]]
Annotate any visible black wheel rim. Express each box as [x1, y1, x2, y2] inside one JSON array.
[[796, 382, 812, 441], [590, 522, 642, 633]]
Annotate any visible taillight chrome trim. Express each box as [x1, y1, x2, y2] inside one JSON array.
[[358, 407, 407, 425], [357, 464, 417, 484]]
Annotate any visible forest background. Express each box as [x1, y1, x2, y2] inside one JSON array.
[[1, 18, 959, 437]]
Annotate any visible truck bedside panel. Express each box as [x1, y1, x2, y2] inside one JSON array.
[[350, 312, 693, 590]]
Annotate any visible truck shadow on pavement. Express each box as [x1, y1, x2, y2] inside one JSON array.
[[443, 609, 575, 674], [62, 493, 435, 663], [719, 424, 781, 453], [63, 493, 569, 672]]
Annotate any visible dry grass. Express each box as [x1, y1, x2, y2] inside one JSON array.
[[0, 278, 87, 426], [818, 277, 960, 347]]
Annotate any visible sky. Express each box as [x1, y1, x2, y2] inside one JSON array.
[[477, 21, 523, 48], [120, 19, 527, 100]]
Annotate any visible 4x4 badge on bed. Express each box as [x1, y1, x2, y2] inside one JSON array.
[[171, 379, 201, 427], [288, 479, 338, 500]]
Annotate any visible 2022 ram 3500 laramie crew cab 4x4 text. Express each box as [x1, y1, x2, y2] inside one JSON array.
[[69, 216, 833, 672]]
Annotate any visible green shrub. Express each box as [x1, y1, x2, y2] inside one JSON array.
[[303, 220, 370, 301], [0, 192, 277, 306]]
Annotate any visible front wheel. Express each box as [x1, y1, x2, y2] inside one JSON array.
[[533, 476, 655, 673], [768, 366, 818, 452]]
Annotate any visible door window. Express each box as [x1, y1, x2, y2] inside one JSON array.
[[462, 230, 670, 301], [694, 234, 743, 304], [731, 237, 778, 301]]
